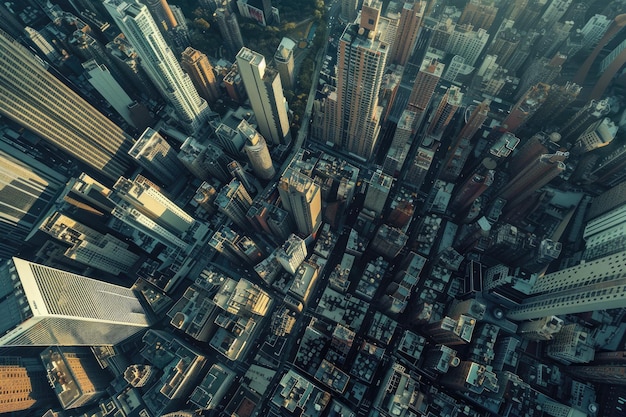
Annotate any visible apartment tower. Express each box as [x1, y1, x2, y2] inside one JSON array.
[[104, 0, 210, 134]]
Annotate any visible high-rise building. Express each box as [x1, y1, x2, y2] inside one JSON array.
[[507, 132, 561, 174], [427, 86, 463, 135], [341, 0, 359, 23], [0, 356, 53, 413], [580, 14, 611, 50], [458, 0, 498, 31], [114, 175, 194, 235], [559, 99, 610, 143], [517, 315, 563, 341], [0, 258, 150, 346], [445, 24, 490, 66], [215, 179, 253, 230], [104, 0, 210, 134], [40, 346, 111, 410], [449, 158, 495, 214], [516, 53, 566, 101], [582, 202, 626, 262], [236, 47, 291, 146], [181, 47, 220, 104], [0, 145, 67, 260], [141, 0, 178, 30], [572, 117, 618, 154], [240, 120, 276, 180], [499, 151, 567, 210], [0, 29, 135, 182], [546, 323, 595, 365], [330, 1, 388, 160], [389, 1, 425, 66], [128, 128, 187, 186], [525, 82, 581, 130], [363, 169, 393, 217], [278, 169, 322, 236], [440, 99, 489, 181], [540, 0, 573, 29], [407, 58, 444, 115], [502, 83, 551, 134], [274, 37, 296, 90], [214, 7, 244, 59], [507, 249, 626, 321], [36, 212, 141, 275], [276, 234, 307, 274]]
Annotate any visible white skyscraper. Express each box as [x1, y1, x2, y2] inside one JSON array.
[[104, 0, 210, 134], [0, 258, 150, 346], [236, 47, 291, 146]]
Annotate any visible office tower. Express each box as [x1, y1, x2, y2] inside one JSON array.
[[508, 132, 561, 174], [114, 175, 194, 235], [405, 146, 435, 188], [178, 138, 233, 183], [237, 0, 273, 26], [215, 179, 253, 229], [213, 120, 247, 156], [0, 146, 67, 260], [193, 181, 217, 215], [389, 1, 425, 66], [559, 99, 610, 143], [587, 143, 626, 187], [407, 58, 444, 114], [517, 316, 563, 341], [582, 201, 626, 262], [363, 169, 393, 217], [507, 249, 626, 321], [541, 0, 573, 28], [458, 0, 498, 31], [0, 258, 150, 346], [580, 14, 612, 50], [141, 0, 178, 30], [181, 47, 220, 104], [240, 120, 276, 180], [276, 234, 307, 274], [445, 24, 490, 66], [516, 54, 566, 101], [104, 0, 210, 135], [331, 1, 388, 160], [499, 151, 567, 210], [537, 20, 575, 59], [40, 346, 110, 410], [0, 29, 134, 182], [573, 14, 626, 87], [427, 86, 463, 135], [440, 99, 489, 182], [214, 7, 244, 59], [274, 37, 296, 90], [572, 118, 618, 154], [526, 82, 581, 130], [128, 128, 187, 186], [228, 160, 255, 195], [449, 158, 495, 214], [488, 28, 520, 66], [514, 0, 544, 32], [341, 0, 359, 23], [502, 83, 551, 134], [546, 324, 595, 365], [37, 212, 140, 275], [82, 59, 150, 131], [278, 169, 322, 236], [383, 110, 416, 176], [0, 356, 52, 413], [236, 47, 290, 146]]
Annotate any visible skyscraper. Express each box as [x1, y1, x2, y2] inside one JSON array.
[[278, 169, 322, 236], [458, 0, 498, 31], [0, 146, 67, 260], [0, 258, 150, 346], [506, 249, 626, 320], [0, 29, 134, 182], [0, 356, 53, 413], [502, 83, 551, 134], [407, 58, 444, 115], [236, 47, 291, 146], [128, 127, 187, 186], [215, 179, 254, 230], [214, 7, 244, 59], [181, 47, 221, 104], [104, 0, 210, 134], [427, 86, 463, 135], [274, 37, 296, 90], [141, 0, 178, 30], [240, 120, 276, 180], [440, 99, 490, 182], [331, 0, 388, 160], [389, 1, 425, 66]]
